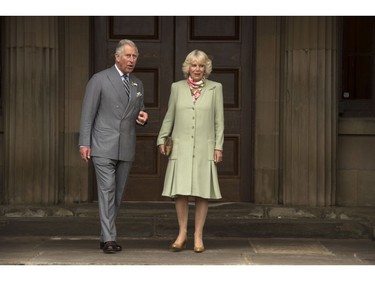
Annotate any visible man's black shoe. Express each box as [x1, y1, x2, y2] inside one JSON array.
[[100, 241, 122, 252], [102, 241, 117, 254]]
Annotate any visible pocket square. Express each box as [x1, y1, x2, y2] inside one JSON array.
[[136, 92, 142, 97]]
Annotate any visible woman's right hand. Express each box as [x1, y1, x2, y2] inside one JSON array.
[[159, 144, 166, 155]]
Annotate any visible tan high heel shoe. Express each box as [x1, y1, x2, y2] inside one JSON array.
[[170, 239, 187, 252], [193, 245, 205, 253]]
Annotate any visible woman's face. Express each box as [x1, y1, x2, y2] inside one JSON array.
[[189, 60, 205, 82]]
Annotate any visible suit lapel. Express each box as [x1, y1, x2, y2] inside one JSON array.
[[128, 74, 135, 101], [108, 66, 130, 109], [122, 74, 138, 119], [200, 80, 212, 98]]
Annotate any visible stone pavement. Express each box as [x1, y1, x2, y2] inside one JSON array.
[[1, 234, 375, 265], [0, 202, 375, 275]]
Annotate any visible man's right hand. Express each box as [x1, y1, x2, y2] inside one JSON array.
[[80, 146, 91, 162]]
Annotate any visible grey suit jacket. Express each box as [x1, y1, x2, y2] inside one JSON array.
[[79, 65, 145, 161]]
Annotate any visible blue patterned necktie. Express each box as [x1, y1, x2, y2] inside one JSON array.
[[122, 74, 130, 98]]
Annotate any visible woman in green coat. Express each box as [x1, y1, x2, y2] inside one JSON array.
[[157, 50, 224, 253]]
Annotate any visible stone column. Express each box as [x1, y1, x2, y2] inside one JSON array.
[[3, 17, 59, 204], [281, 17, 337, 206], [254, 17, 282, 204], [62, 17, 90, 203]]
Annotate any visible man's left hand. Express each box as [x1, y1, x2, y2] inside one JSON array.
[[136, 111, 148, 125]]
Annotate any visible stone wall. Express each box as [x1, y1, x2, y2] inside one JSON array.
[[337, 118, 375, 206]]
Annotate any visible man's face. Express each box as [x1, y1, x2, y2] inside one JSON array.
[[115, 45, 138, 74]]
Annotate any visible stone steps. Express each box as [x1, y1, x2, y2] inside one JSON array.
[[0, 202, 374, 239]]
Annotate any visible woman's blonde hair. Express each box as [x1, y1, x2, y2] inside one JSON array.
[[182, 50, 212, 78]]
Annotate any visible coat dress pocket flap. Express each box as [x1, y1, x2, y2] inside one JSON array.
[[165, 137, 173, 156]]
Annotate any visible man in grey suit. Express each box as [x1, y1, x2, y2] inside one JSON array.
[[79, 39, 148, 254]]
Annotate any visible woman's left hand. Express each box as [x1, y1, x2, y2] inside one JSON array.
[[214, 150, 223, 164]]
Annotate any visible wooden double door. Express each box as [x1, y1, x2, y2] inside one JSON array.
[[91, 16, 254, 202]]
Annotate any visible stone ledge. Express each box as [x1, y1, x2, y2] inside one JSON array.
[[1, 202, 375, 221]]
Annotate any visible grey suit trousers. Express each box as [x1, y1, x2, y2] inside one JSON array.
[[92, 156, 132, 242]]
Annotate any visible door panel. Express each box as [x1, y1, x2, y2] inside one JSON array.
[[92, 16, 254, 202]]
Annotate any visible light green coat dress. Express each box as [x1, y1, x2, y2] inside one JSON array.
[[157, 79, 224, 199]]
